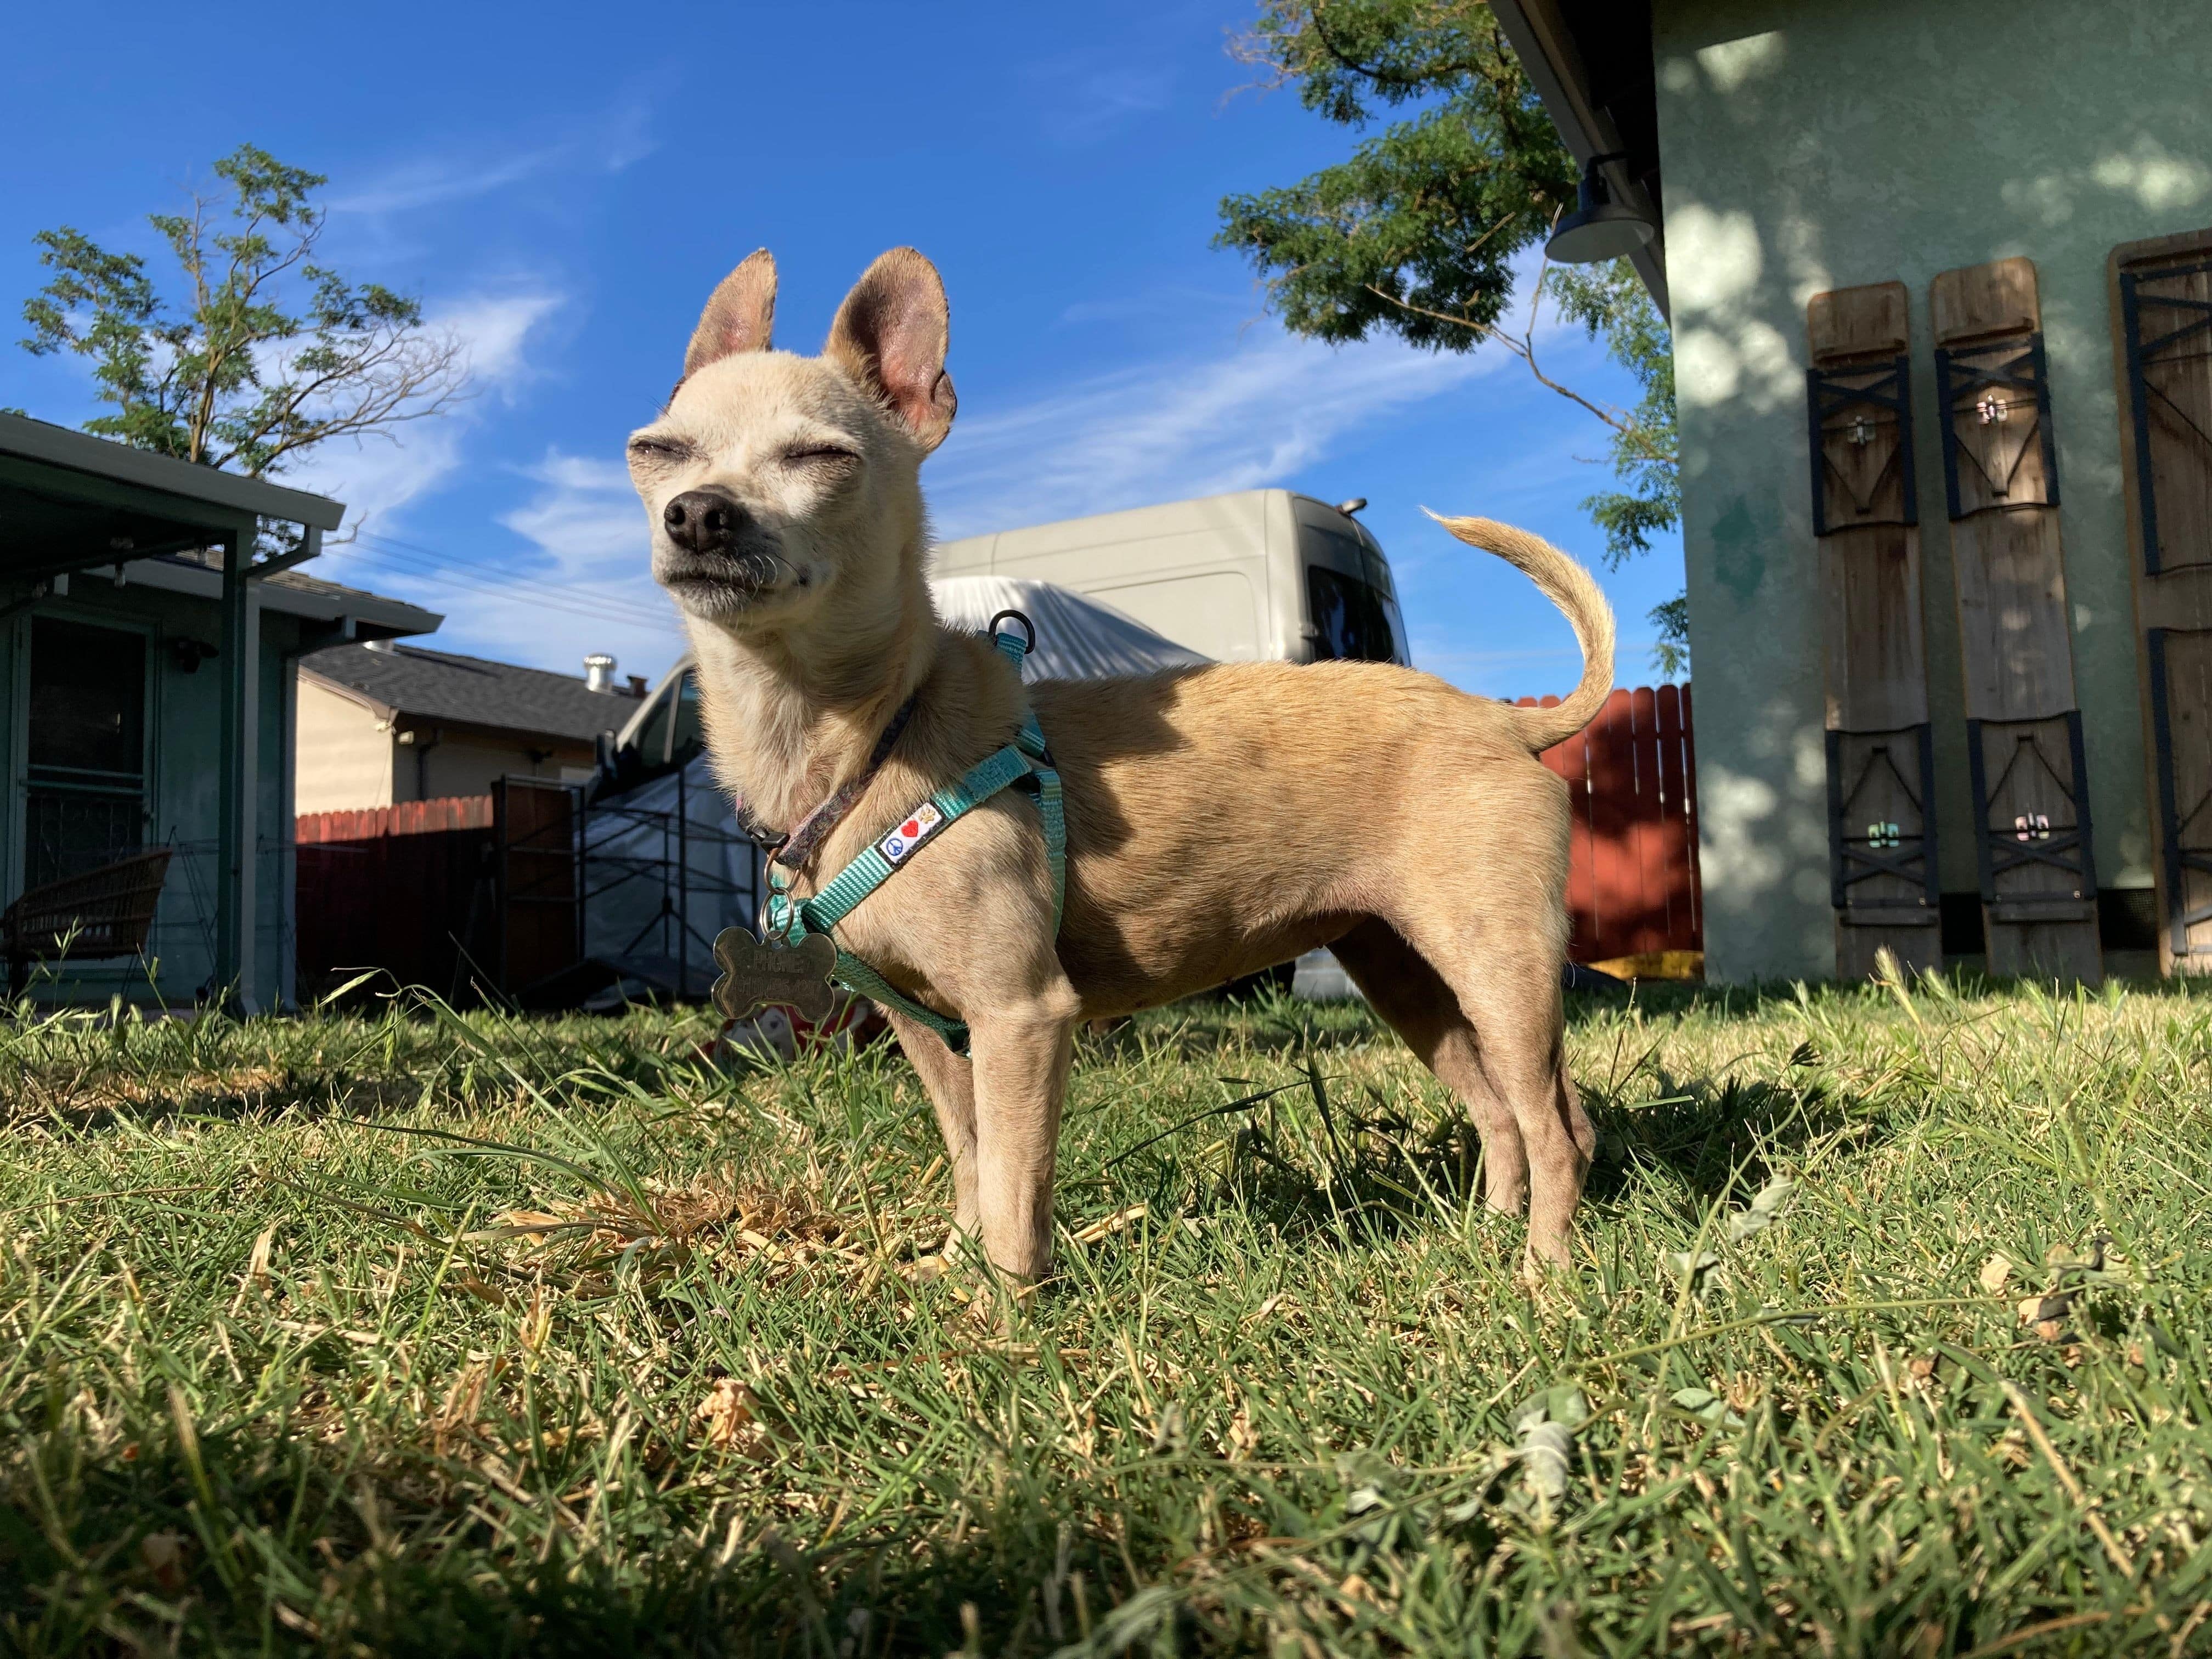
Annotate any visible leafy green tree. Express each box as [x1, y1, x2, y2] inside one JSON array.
[[1215, 0, 1686, 675], [20, 145, 466, 481]]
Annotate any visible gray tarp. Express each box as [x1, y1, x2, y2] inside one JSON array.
[[581, 754, 761, 999], [929, 576, 1209, 679]]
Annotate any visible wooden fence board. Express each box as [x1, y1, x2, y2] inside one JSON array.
[[1654, 684, 1696, 952], [1516, 684, 1702, 967], [1586, 691, 1636, 959], [1631, 686, 1672, 955], [295, 810, 495, 1002], [296, 795, 493, 844], [1681, 682, 1702, 943]]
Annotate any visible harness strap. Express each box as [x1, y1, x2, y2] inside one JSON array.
[[761, 618, 1064, 1054]]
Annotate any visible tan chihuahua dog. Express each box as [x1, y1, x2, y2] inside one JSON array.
[[628, 249, 1615, 1283]]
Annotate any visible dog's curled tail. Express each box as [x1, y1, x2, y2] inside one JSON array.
[[1425, 511, 1617, 753]]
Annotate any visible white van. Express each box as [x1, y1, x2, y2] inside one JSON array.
[[931, 489, 1409, 667]]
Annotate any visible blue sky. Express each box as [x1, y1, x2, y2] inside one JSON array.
[[0, 0, 1683, 700]]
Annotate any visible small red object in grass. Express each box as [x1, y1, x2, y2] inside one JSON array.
[[712, 989, 894, 1064]]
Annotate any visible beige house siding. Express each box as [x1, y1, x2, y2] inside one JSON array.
[[295, 677, 399, 815], [408, 730, 595, 802], [293, 669, 601, 813]]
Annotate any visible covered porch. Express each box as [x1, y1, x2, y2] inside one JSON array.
[[0, 412, 435, 1009]]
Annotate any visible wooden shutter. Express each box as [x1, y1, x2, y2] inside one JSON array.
[[2112, 230, 2212, 973], [1929, 258, 2101, 983], [1806, 281, 1943, 976]]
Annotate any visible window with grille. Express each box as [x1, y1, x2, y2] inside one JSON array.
[[22, 617, 149, 893]]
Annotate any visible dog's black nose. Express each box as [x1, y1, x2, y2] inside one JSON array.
[[663, 489, 749, 552]]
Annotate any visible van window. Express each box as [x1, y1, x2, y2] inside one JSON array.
[[1306, 565, 1400, 664], [1361, 548, 1396, 601]]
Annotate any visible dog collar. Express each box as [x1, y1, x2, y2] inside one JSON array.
[[762, 691, 921, 872]]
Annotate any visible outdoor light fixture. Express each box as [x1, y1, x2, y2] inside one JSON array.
[[1545, 152, 1657, 264]]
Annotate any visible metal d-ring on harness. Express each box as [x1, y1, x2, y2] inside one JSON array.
[[755, 612, 1065, 1054]]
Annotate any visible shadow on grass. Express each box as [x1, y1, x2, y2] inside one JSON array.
[[0, 1412, 1166, 1659], [1582, 1068, 1874, 1207], [1106, 991, 1891, 1244], [13, 983, 740, 1141]]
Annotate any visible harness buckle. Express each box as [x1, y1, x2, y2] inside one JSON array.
[[987, 608, 1036, 656]]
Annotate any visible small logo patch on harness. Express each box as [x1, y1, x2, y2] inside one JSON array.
[[879, 800, 946, 865]]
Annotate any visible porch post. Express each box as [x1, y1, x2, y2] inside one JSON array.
[[215, 523, 261, 1008]]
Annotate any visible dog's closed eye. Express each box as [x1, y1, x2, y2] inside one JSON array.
[[783, 445, 860, 469], [628, 435, 698, 465]]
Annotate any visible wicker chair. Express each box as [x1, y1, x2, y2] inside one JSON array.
[[2, 848, 174, 997]]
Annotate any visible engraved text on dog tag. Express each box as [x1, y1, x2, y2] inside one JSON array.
[[711, 928, 838, 1024]]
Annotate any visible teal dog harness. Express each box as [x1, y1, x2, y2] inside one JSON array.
[[752, 617, 1065, 1054]]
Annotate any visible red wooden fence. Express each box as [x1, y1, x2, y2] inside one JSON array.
[[297, 794, 493, 844], [1514, 684, 1701, 964], [295, 795, 497, 1001]]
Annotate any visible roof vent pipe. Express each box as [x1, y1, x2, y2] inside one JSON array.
[[584, 653, 617, 692]]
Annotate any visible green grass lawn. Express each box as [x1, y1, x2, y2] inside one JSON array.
[[3, 970, 2209, 1657]]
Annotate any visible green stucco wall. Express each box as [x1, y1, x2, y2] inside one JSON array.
[[1653, 0, 2212, 980], [2, 581, 302, 1006]]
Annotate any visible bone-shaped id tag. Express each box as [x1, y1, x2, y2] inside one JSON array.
[[710, 929, 838, 1024]]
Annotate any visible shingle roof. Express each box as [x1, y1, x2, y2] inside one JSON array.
[[300, 642, 640, 744], [266, 567, 411, 605]]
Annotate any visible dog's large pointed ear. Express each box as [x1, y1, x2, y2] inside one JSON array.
[[823, 248, 957, 452], [683, 250, 777, 380]]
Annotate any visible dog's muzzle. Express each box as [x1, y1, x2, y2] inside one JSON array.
[[653, 488, 791, 610], [654, 544, 790, 610]]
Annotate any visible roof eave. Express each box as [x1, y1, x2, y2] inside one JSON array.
[[1491, 0, 1671, 319], [296, 668, 398, 721], [94, 555, 443, 641], [0, 411, 347, 530]]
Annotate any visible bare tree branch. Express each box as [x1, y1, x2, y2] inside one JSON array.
[[1359, 281, 1634, 432]]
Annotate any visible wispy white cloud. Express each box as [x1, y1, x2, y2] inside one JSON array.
[[1057, 285, 1247, 327], [924, 329, 1500, 539], [329, 146, 568, 216], [312, 445, 684, 682], [438, 289, 565, 397], [499, 452, 645, 577], [440, 449, 684, 678], [283, 289, 566, 531], [329, 99, 657, 216], [1024, 56, 1177, 143]]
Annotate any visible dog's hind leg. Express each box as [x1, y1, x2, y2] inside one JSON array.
[[882, 1012, 982, 1260], [1381, 907, 1593, 1276], [1329, 917, 1528, 1214]]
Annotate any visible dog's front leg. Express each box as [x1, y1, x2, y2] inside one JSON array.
[[883, 1009, 983, 1257], [967, 983, 1081, 1283]]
